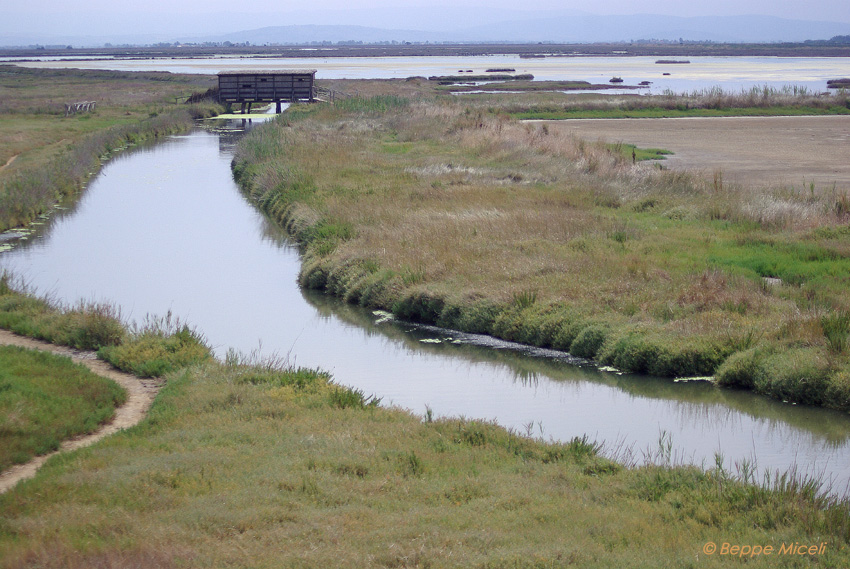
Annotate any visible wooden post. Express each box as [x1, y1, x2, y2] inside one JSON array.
[[276, 100, 281, 113]]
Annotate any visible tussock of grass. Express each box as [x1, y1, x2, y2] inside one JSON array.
[[0, 275, 124, 350], [0, 345, 126, 471], [232, 91, 850, 410]]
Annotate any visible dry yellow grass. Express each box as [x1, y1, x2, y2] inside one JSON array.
[[234, 91, 850, 407]]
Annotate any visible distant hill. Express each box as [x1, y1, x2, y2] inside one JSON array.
[[1, 8, 848, 47], [204, 14, 850, 46]]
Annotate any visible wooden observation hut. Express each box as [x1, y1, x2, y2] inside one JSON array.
[[217, 70, 316, 113]]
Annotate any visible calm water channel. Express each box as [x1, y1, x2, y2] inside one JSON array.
[[2, 118, 850, 491]]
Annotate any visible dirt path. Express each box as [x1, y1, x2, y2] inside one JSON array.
[[0, 330, 161, 494], [549, 115, 850, 190], [0, 154, 18, 173]]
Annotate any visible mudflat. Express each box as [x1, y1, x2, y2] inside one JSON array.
[[552, 115, 850, 190]]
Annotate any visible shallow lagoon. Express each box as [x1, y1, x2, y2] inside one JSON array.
[[10, 54, 850, 94]]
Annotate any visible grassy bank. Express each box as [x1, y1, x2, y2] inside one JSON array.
[[0, 345, 126, 472], [1, 259, 849, 566], [0, 275, 212, 375], [2, 345, 849, 567], [232, 87, 850, 411], [0, 66, 222, 232]]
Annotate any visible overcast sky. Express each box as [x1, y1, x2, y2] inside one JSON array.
[[2, 0, 848, 44], [14, 0, 850, 21]]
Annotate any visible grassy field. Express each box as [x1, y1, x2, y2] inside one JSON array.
[[0, 344, 126, 472], [0, 66, 222, 231], [1, 342, 849, 568], [232, 83, 850, 411]]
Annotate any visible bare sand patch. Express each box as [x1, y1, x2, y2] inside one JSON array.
[[551, 115, 850, 190]]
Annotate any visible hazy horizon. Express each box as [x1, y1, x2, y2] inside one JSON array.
[[2, 2, 848, 47]]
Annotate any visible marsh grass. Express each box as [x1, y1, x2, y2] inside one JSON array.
[[233, 89, 850, 410], [0, 275, 124, 350], [97, 312, 212, 378], [1, 352, 849, 567], [0, 344, 126, 471], [0, 276, 212, 378], [497, 85, 850, 119]]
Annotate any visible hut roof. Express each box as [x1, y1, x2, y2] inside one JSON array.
[[217, 70, 317, 76]]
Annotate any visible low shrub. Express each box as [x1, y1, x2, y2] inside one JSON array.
[[715, 347, 767, 389], [752, 348, 831, 406], [98, 324, 211, 378], [569, 323, 611, 359]]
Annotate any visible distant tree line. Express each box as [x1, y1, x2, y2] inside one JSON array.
[[804, 35, 850, 45]]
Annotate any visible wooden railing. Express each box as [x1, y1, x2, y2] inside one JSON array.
[[64, 101, 96, 116]]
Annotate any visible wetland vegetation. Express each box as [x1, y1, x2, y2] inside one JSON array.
[[0, 343, 126, 472], [3, 67, 850, 567], [0, 66, 222, 232], [1, 281, 850, 567], [234, 79, 850, 412]]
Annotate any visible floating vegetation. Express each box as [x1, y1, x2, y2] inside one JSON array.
[[373, 310, 394, 325], [419, 338, 442, 344]]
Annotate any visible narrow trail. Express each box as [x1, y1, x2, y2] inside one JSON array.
[[0, 330, 162, 494], [0, 154, 18, 173]]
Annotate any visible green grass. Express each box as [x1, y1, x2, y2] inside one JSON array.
[[1, 355, 849, 568], [606, 142, 673, 161], [0, 275, 213, 373], [0, 345, 126, 471]]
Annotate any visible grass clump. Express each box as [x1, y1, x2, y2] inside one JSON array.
[[0, 345, 126, 471], [98, 313, 212, 378], [0, 277, 211, 379], [0, 276, 124, 350]]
